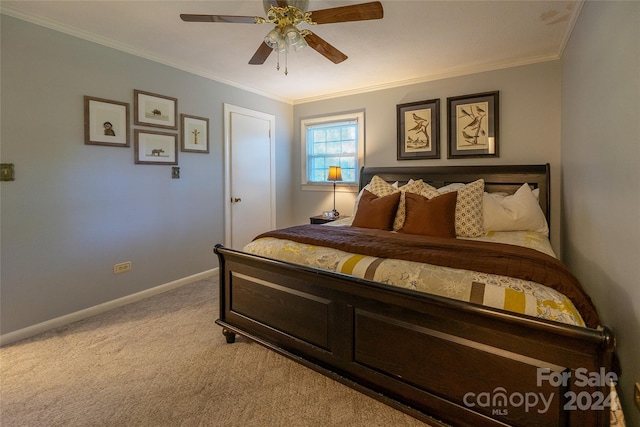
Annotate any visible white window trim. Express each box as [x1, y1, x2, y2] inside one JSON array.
[[300, 111, 364, 192]]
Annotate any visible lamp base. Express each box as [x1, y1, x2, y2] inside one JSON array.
[[331, 209, 340, 218]]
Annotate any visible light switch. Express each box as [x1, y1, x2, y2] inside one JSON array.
[[1, 163, 15, 181]]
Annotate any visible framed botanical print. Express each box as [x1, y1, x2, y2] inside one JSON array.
[[181, 114, 209, 153], [84, 96, 130, 147], [134, 90, 178, 129], [397, 99, 440, 160], [134, 130, 178, 165], [447, 91, 499, 158]]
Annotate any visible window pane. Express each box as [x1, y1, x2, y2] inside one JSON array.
[[303, 114, 363, 184], [326, 128, 341, 142], [310, 156, 325, 171], [342, 140, 356, 154], [312, 141, 326, 155], [327, 157, 340, 167], [327, 142, 342, 154], [343, 169, 356, 183], [312, 129, 326, 142], [342, 126, 356, 141]]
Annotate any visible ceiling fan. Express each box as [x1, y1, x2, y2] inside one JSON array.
[[180, 1, 383, 74]]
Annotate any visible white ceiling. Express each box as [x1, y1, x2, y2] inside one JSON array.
[[1, 0, 582, 104]]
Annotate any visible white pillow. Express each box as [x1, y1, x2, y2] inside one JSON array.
[[483, 184, 549, 236], [437, 183, 466, 193]]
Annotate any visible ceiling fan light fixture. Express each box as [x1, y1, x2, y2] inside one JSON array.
[[276, 36, 287, 53], [264, 28, 282, 49], [283, 24, 301, 45], [292, 35, 308, 52], [183, 1, 384, 74]]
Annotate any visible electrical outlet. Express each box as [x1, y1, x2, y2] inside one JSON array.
[[635, 382, 640, 411], [113, 261, 131, 274], [1, 163, 15, 181]]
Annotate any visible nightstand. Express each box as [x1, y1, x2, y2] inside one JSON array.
[[310, 215, 342, 224]]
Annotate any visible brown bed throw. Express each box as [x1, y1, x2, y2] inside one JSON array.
[[254, 225, 601, 329]]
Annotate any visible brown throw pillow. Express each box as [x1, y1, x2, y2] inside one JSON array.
[[351, 190, 401, 230], [399, 191, 457, 238]]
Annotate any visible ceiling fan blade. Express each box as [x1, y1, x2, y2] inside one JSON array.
[[305, 32, 348, 64], [249, 42, 273, 65], [180, 14, 257, 24], [310, 1, 383, 25]]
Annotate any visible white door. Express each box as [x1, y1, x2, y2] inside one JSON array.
[[224, 104, 276, 250]]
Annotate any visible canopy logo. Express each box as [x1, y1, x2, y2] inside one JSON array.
[[463, 388, 553, 415], [462, 367, 617, 416]]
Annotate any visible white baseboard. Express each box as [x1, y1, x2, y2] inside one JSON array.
[[0, 268, 218, 347]]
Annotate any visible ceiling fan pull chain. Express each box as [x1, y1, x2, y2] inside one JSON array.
[[285, 48, 288, 75], [276, 48, 280, 71]]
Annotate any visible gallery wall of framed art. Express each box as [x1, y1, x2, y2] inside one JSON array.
[[83, 89, 211, 175]]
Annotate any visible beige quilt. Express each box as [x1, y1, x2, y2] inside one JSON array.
[[244, 221, 585, 327]]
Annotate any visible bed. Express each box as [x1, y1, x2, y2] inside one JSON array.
[[213, 164, 618, 427]]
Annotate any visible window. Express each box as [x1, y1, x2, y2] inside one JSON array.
[[301, 111, 364, 188]]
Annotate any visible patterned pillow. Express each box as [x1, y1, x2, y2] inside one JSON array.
[[421, 179, 485, 237], [392, 179, 425, 231], [367, 175, 398, 196], [420, 182, 440, 198]]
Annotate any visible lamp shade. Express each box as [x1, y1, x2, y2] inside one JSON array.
[[327, 166, 342, 182]]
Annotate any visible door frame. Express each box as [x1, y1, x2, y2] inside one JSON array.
[[223, 103, 276, 248]]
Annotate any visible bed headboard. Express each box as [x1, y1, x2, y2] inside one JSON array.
[[359, 164, 551, 226]]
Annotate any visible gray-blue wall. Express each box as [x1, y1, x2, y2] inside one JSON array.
[[293, 61, 563, 252], [0, 15, 293, 335], [561, 2, 639, 424]]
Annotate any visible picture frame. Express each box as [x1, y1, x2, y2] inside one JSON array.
[[181, 114, 209, 153], [397, 99, 440, 160], [84, 96, 130, 147], [134, 89, 178, 129], [447, 91, 499, 158], [134, 130, 178, 165]]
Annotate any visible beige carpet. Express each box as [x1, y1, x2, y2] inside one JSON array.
[[0, 277, 435, 426]]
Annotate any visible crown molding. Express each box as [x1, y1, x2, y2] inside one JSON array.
[[293, 53, 561, 105], [0, 5, 294, 104], [2, 2, 577, 106]]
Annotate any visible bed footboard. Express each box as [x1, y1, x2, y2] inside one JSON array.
[[214, 245, 615, 427]]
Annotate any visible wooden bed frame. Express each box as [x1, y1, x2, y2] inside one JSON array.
[[214, 164, 615, 427]]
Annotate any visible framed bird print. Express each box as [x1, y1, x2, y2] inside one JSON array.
[[397, 99, 440, 160], [447, 91, 499, 158]]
